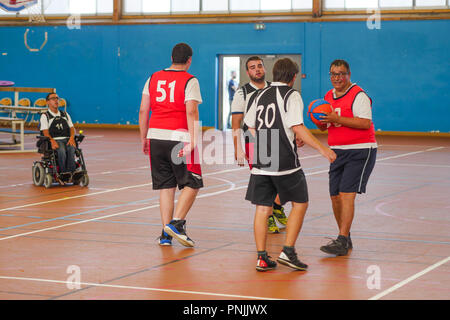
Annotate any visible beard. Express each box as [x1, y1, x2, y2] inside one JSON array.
[[249, 74, 265, 83]]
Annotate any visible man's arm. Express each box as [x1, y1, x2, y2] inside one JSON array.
[[320, 110, 371, 129], [42, 129, 59, 150], [179, 100, 200, 157], [232, 113, 247, 166], [138, 94, 151, 154], [292, 124, 336, 163]]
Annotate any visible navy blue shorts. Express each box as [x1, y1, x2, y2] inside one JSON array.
[[245, 169, 308, 206], [329, 148, 377, 196]]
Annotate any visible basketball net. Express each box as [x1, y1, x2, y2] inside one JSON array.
[[23, 1, 45, 23]]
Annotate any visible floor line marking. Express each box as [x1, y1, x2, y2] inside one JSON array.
[[0, 147, 444, 240], [0, 275, 282, 300], [0, 167, 241, 213], [368, 256, 450, 300], [0, 180, 241, 241]]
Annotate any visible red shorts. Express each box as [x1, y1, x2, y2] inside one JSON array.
[[245, 142, 254, 170]]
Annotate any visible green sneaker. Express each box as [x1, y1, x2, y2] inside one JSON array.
[[272, 206, 287, 229], [267, 215, 280, 234]]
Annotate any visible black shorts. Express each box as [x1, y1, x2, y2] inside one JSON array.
[[149, 139, 203, 190], [245, 169, 308, 206], [329, 148, 377, 196]]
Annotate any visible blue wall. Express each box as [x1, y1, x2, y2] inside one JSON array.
[[0, 19, 449, 132]]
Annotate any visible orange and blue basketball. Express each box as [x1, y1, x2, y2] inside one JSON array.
[[307, 99, 333, 126]]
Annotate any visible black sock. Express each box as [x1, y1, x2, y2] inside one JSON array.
[[273, 202, 282, 210], [257, 251, 267, 258], [283, 246, 295, 254], [337, 235, 348, 244]]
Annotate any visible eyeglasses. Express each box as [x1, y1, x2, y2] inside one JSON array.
[[329, 72, 349, 78], [48, 97, 59, 101]]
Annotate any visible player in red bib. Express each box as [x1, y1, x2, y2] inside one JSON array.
[[139, 43, 203, 247], [315, 59, 377, 256]]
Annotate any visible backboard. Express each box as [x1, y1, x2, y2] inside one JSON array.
[[0, 0, 38, 12]]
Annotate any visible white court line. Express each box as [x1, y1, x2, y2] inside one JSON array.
[[0, 167, 245, 213], [375, 147, 444, 161], [0, 177, 240, 241], [0, 166, 332, 241], [369, 256, 450, 300], [0, 147, 442, 213], [0, 275, 282, 300], [376, 162, 450, 168], [0, 183, 153, 213], [0, 148, 447, 298]]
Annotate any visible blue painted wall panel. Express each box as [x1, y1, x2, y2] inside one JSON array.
[[0, 19, 448, 132]]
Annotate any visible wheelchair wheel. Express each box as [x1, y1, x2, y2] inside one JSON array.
[[80, 173, 89, 187], [32, 163, 45, 186], [44, 174, 53, 189]]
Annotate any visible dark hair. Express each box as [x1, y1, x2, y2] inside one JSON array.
[[330, 59, 350, 72], [171, 43, 193, 64], [272, 58, 299, 83], [46, 92, 57, 101], [245, 56, 264, 70]]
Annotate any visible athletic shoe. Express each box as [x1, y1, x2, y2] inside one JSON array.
[[256, 253, 277, 272], [277, 248, 308, 271], [272, 206, 288, 228], [267, 215, 280, 234], [157, 230, 172, 246], [164, 219, 195, 247], [320, 235, 349, 256]]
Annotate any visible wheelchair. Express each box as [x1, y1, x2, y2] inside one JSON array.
[[32, 133, 89, 188]]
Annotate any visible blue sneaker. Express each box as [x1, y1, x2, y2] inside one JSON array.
[[164, 219, 195, 247], [158, 230, 172, 246]]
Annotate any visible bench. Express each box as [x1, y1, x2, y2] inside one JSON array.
[[0, 117, 37, 153]]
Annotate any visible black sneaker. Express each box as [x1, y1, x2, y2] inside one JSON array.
[[256, 253, 277, 272], [277, 247, 308, 271], [164, 219, 194, 247], [320, 235, 349, 256], [157, 229, 172, 246]]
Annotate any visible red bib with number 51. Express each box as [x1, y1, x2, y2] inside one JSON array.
[[149, 70, 194, 131]]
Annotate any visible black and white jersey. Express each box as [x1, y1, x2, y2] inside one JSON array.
[[39, 110, 73, 140], [231, 81, 270, 143], [244, 82, 305, 175]]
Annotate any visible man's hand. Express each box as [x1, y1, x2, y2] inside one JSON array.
[[50, 139, 59, 150], [296, 138, 305, 148], [178, 143, 194, 158], [235, 145, 248, 167], [142, 139, 149, 155], [67, 137, 76, 147], [320, 110, 340, 124], [320, 146, 337, 163]]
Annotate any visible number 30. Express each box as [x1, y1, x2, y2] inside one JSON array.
[[256, 103, 276, 130]]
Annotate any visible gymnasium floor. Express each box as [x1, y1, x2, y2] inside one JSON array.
[[0, 129, 449, 300]]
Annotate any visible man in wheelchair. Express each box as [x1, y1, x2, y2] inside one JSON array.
[[32, 93, 88, 188]]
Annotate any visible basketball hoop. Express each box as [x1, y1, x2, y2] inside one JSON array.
[[0, 0, 46, 23], [23, 1, 44, 23]]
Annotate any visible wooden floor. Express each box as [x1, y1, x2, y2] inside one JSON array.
[[0, 129, 449, 300]]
